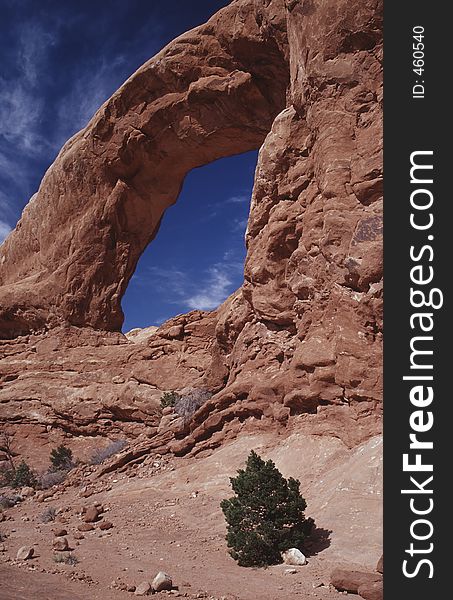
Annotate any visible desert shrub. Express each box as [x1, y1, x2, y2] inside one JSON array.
[[53, 552, 79, 565], [173, 388, 212, 421], [220, 450, 314, 567], [7, 461, 37, 489], [160, 391, 180, 409], [0, 493, 21, 509], [89, 439, 127, 465], [50, 445, 73, 471], [40, 506, 57, 523], [39, 469, 67, 489], [0, 465, 14, 487], [0, 431, 16, 472]]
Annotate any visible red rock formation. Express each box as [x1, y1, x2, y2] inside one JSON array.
[[0, 0, 382, 458], [0, 0, 288, 336]]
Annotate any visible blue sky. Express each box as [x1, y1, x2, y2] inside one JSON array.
[[0, 0, 257, 331]]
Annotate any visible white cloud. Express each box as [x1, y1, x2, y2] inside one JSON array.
[[186, 266, 233, 311], [0, 189, 11, 213], [226, 194, 249, 204], [231, 217, 248, 232], [144, 266, 189, 298], [18, 22, 56, 86], [0, 23, 55, 154], [136, 260, 243, 313], [0, 220, 12, 244], [56, 54, 126, 141], [0, 82, 44, 152]]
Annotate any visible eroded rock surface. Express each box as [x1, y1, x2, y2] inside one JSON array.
[[0, 0, 382, 459]]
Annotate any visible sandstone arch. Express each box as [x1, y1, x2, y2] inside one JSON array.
[[0, 0, 288, 337], [0, 0, 383, 456]]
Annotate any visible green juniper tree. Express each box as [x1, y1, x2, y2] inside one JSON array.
[[160, 391, 180, 409], [9, 460, 37, 489], [50, 445, 73, 471], [220, 450, 314, 567]]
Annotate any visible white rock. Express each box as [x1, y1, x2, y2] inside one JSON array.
[[282, 547, 307, 566], [17, 546, 34, 560], [152, 571, 172, 592], [21, 486, 35, 498]]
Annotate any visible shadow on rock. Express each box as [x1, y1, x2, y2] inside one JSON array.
[[305, 527, 332, 557]]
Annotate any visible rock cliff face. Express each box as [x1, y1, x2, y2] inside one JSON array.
[[0, 0, 382, 458]]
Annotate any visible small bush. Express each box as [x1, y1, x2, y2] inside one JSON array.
[[160, 391, 180, 409], [8, 461, 37, 489], [50, 445, 73, 471], [40, 506, 57, 523], [39, 469, 67, 490], [174, 388, 212, 421], [220, 450, 314, 567], [54, 552, 79, 565], [0, 494, 21, 509], [89, 439, 127, 465]]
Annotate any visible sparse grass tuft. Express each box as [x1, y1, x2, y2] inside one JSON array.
[[174, 388, 212, 421], [40, 506, 57, 523], [39, 469, 67, 489], [53, 552, 79, 565], [89, 439, 127, 465]]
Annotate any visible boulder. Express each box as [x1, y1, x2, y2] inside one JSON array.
[[134, 581, 151, 596], [152, 571, 173, 592], [358, 580, 384, 600], [83, 506, 100, 523], [16, 546, 34, 560], [20, 486, 35, 498], [282, 548, 307, 566], [52, 537, 69, 551], [99, 521, 113, 530], [77, 523, 95, 532], [53, 528, 67, 537], [330, 569, 382, 594]]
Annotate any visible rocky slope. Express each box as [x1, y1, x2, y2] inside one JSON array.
[[0, 431, 382, 600]]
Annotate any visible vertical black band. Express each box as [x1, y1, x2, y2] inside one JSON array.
[[384, 2, 448, 596]]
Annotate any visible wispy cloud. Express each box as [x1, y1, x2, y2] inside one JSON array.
[[231, 217, 248, 232], [140, 259, 244, 313], [140, 266, 189, 297], [225, 194, 249, 204], [186, 266, 234, 310], [56, 54, 127, 142], [201, 193, 250, 223], [0, 23, 55, 154], [0, 220, 12, 244], [18, 22, 56, 87], [0, 190, 12, 214]]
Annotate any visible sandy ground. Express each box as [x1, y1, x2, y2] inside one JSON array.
[[0, 431, 382, 600]]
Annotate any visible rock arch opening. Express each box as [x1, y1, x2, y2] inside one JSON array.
[[0, 0, 289, 338], [121, 150, 258, 332]]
